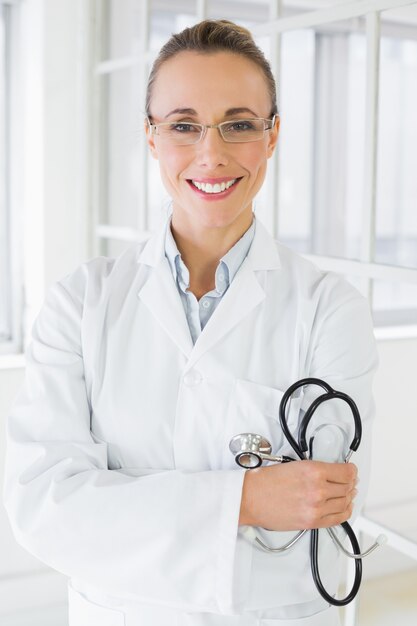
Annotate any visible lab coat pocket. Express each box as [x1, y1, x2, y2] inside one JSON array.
[[223, 380, 284, 467], [68, 581, 125, 626]]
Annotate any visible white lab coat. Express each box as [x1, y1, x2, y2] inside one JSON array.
[[4, 218, 378, 626]]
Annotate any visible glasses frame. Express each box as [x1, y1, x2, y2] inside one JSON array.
[[146, 115, 277, 145]]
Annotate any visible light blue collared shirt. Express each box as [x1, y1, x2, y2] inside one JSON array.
[[165, 217, 256, 344]]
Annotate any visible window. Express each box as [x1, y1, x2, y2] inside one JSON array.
[[91, 0, 417, 332], [1, 2, 12, 352], [0, 0, 22, 355]]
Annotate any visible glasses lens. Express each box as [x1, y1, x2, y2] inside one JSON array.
[[221, 119, 265, 143], [157, 122, 202, 145]]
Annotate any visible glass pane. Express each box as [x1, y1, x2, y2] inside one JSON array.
[[281, 1, 348, 8], [103, 0, 143, 60], [375, 8, 417, 269], [207, 0, 270, 23], [276, 23, 367, 259], [102, 68, 142, 228], [372, 279, 417, 326], [344, 32, 367, 260], [150, 6, 195, 53], [102, 1, 196, 61], [276, 28, 315, 253]]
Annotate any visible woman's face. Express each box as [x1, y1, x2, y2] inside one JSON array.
[[146, 51, 279, 234]]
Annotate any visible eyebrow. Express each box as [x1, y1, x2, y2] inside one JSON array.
[[164, 107, 259, 119]]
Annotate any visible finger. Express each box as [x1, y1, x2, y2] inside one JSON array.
[[322, 494, 356, 518], [317, 502, 354, 528], [323, 462, 358, 484], [326, 484, 358, 501]]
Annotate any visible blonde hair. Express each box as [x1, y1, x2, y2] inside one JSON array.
[[146, 19, 277, 117]]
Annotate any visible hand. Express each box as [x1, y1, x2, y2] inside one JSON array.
[[239, 460, 358, 531]]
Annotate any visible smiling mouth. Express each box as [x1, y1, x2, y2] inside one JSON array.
[[187, 178, 242, 194]]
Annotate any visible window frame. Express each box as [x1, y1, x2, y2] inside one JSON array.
[[0, 0, 23, 356]]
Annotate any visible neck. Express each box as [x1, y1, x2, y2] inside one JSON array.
[[170, 212, 253, 297]]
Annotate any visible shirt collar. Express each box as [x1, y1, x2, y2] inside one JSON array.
[[164, 217, 256, 293], [221, 219, 256, 285]]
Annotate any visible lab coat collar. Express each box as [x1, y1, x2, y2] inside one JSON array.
[[246, 218, 281, 271], [136, 217, 281, 365]]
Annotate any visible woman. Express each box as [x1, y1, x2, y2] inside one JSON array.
[[4, 19, 378, 626]]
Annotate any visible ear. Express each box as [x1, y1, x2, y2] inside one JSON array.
[[267, 116, 280, 159], [144, 118, 159, 160]]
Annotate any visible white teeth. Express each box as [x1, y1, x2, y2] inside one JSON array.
[[191, 179, 237, 193]]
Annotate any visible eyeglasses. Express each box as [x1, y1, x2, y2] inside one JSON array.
[[146, 116, 277, 145]]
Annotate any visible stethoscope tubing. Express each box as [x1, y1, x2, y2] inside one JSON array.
[[310, 522, 362, 606], [278, 377, 362, 461], [278, 377, 363, 606]]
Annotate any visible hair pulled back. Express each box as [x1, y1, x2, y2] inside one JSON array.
[[146, 19, 277, 117]]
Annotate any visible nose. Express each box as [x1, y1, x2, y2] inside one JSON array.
[[194, 126, 229, 169]]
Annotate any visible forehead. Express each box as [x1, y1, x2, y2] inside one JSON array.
[[150, 51, 271, 118]]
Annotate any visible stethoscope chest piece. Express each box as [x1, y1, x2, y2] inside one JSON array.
[[229, 433, 272, 468]]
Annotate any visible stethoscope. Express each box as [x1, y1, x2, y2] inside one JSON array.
[[229, 377, 386, 606]]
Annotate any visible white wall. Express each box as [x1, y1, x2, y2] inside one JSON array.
[[362, 338, 417, 578]]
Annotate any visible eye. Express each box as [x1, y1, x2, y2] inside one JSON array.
[[169, 123, 200, 133], [225, 120, 256, 132]]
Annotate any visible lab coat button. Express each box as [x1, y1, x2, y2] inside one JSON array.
[[183, 370, 203, 386]]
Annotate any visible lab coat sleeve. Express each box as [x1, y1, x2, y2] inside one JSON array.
[[3, 274, 245, 614], [304, 276, 379, 518]]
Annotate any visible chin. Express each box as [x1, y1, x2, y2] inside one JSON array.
[[199, 203, 251, 227], [172, 196, 252, 231], [199, 213, 245, 231]]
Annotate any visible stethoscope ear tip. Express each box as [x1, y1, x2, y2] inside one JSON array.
[[376, 534, 388, 546]]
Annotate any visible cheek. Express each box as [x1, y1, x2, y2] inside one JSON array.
[[157, 151, 188, 188], [245, 156, 268, 190], [239, 145, 269, 179]]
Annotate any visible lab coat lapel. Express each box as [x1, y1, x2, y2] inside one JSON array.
[[186, 220, 281, 370], [186, 261, 264, 369], [137, 224, 194, 359]]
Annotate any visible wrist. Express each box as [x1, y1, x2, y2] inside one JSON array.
[[239, 469, 258, 527]]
